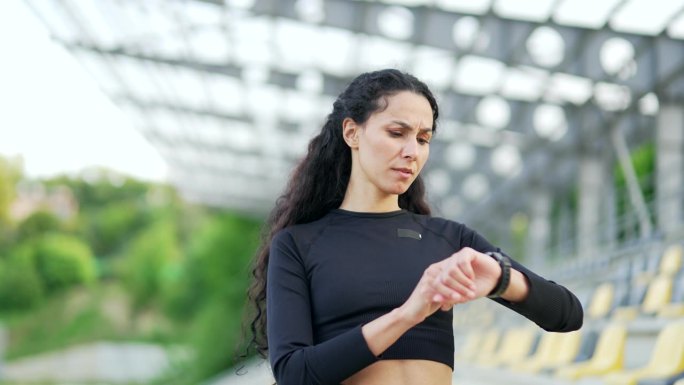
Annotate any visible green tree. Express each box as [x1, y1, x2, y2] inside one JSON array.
[[0, 253, 44, 310], [0, 156, 22, 256], [45, 170, 149, 212], [614, 142, 655, 241], [0, 156, 22, 224], [162, 212, 261, 382], [17, 210, 62, 242], [33, 234, 97, 291], [121, 218, 181, 309], [85, 201, 152, 257]]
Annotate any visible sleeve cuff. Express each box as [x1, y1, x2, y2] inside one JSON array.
[[495, 268, 545, 312], [308, 325, 379, 383]]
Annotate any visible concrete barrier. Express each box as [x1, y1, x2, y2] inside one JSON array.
[[0, 323, 6, 379]]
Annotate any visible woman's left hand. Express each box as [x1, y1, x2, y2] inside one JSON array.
[[432, 247, 502, 310]]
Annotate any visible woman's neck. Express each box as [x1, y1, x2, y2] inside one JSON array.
[[339, 180, 400, 213]]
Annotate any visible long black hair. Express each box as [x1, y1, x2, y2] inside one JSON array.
[[244, 68, 439, 359]]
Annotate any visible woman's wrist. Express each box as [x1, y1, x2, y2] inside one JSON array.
[[394, 304, 426, 327], [485, 251, 511, 298], [499, 269, 529, 302], [361, 306, 423, 357]]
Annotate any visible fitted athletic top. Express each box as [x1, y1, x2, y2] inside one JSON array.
[[267, 208, 583, 385]]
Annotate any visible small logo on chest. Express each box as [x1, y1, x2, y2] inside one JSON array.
[[397, 228, 422, 240]]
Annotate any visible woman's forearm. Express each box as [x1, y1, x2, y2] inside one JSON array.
[[360, 307, 420, 356]]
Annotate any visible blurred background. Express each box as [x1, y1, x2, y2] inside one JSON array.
[[0, 0, 683, 384]]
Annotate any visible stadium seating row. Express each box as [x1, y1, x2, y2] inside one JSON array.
[[454, 244, 684, 385], [586, 245, 684, 320], [457, 321, 684, 385]]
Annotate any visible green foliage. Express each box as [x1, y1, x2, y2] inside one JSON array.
[[509, 212, 528, 262], [1, 163, 266, 382], [187, 213, 260, 297], [45, 172, 166, 258], [85, 200, 152, 257], [159, 212, 261, 382], [162, 213, 260, 320], [0, 255, 44, 311], [614, 142, 656, 190], [0, 156, 22, 225], [121, 219, 181, 309], [33, 234, 97, 291], [0, 156, 22, 255], [46, 171, 149, 212], [0, 284, 131, 360], [614, 142, 656, 240], [16, 210, 62, 242], [6, 236, 89, 314], [187, 298, 243, 382]]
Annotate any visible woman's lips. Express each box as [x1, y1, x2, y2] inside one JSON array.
[[392, 168, 413, 178]]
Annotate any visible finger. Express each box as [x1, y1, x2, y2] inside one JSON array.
[[444, 266, 476, 293], [440, 274, 476, 300], [445, 265, 475, 288], [433, 292, 462, 305], [459, 257, 476, 282], [446, 251, 476, 281], [429, 279, 462, 303]]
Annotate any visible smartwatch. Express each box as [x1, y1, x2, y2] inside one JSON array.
[[485, 251, 511, 299]]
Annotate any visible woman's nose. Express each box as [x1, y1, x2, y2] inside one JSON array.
[[402, 138, 418, 159]]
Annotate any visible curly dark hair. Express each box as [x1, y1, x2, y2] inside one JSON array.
[[243, 68, 439, 361]]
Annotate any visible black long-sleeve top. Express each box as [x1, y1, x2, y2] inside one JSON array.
[[267, 209, 583, 385]]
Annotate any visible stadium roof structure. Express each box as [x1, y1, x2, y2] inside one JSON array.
[[23, 0, 684, 238]]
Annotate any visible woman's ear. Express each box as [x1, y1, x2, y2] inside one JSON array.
[[342, 117, 360, 149]]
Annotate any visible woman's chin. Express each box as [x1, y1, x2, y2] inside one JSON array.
[[383, 184, 411, 196]]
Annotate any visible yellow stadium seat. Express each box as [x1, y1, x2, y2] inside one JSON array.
[[660, 245, 683, 276], [509, 332, 560, 373], [480, 327, 536, 367], [555, 323, 627, 380], [641, 276, 674, 314], [603, 321, 684, 385], [473, 329, 501, 364], [612, 306, 640, 321], [658, 303, 684, 318], [612, 277, 649, 321], [455, 330, 484, 362], [634, 246, 682, 285], [613, 275, 674, 320], [550, 330, 583, 369], [659, 273, 684, 318], [588, 283, 615, 320], [511, 330, 581, 373]]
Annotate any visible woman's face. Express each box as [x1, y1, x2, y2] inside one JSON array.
[[345, 91, 434, 196]]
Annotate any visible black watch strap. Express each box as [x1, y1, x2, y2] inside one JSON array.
[[485, 251, 511, 299]]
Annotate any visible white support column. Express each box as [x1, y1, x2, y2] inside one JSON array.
[[604, 173, 618, 250], [578, 155, 606, 257], [527, 188, 551, 269], [656, 105, 684, 238], [611, 126, 653, 238]]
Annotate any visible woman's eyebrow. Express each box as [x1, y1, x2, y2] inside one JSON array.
[[389, 120, 433, 132]]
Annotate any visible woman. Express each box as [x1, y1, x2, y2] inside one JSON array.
[[246, 69, 583, 385]]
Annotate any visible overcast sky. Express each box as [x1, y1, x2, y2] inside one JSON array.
[[0, 0, 168, 182]]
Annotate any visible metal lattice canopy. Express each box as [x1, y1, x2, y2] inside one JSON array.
[[23, 0, 684, 232]]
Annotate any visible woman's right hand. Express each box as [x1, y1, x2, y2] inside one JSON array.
[[398, 248, 485, 325]]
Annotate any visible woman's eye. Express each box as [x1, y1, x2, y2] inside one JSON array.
[[418, 138, 430, 145], [389, 131, 402, 137]]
